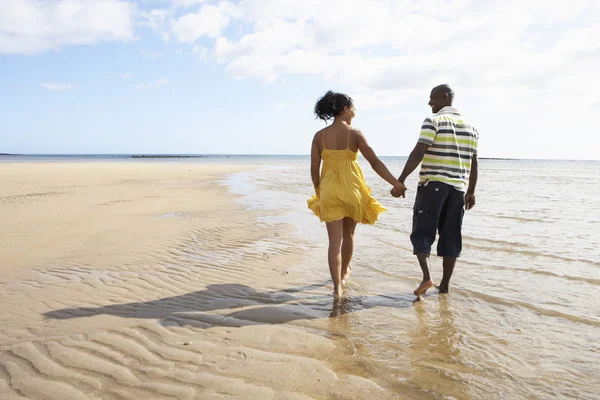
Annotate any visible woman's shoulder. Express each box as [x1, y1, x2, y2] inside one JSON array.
[[312, 128, 325, 142], [350, 126, 364, 137]]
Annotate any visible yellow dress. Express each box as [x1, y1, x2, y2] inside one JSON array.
[[307, 128, 387, 224]]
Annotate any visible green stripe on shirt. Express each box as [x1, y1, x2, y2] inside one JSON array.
[[422, 157, 471, 168], [419, 176, 464, 186], [435, 137, 477, 146]]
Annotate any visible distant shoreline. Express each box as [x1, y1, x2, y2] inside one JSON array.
[[130, 155, 205, 159], [0, 154, 205, 159], [1, 154, 598, 162]]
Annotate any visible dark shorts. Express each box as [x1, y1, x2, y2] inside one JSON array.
[[410, 181, 465, 258]]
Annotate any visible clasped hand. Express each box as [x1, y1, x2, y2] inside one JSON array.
[[390, 182, 406, 198]]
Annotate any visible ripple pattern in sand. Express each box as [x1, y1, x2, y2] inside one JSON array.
[[0, 205, 403, 399]]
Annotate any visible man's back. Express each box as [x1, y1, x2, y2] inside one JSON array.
[[417, 106, 478, 192]]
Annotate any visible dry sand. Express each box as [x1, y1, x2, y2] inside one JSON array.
[[0, 163, 407, 400]]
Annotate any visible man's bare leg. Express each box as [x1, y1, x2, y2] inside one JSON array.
[[437, 257, 456, 294], [414, 253, 434, 297], [326, 220, 344, 297], [341, 217, 357, 282]]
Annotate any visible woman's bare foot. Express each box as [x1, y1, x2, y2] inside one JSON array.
[[414, 279, 434, 297], [341, 265, 352, 283], [333, 286, 344, 298]]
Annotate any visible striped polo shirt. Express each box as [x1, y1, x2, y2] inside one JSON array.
[[417, 106, 479, 192]]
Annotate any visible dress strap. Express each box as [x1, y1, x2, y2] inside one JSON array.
[[346, 125, 351, 149]]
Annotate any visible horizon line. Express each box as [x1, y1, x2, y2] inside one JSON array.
[[1, 153, 599, 162]]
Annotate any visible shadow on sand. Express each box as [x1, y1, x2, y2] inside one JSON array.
[[43, 282, 419, 328]]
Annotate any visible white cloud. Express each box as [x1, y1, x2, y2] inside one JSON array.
[[40, 83, 75, 90], [204, 0, 600, 112], [171, 2, 233, 43], [553, 23, 600, 53], [172, 0, 212, 8], [136, 78, 168, 90], [121, 72, 133, 79], [140, 8, 172, 41], [215, 19, 306, 60], [0, 0, 136, 55]]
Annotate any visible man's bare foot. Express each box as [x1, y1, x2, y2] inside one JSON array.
[[414, 279, 434, 297], [341, 265, 352, 282], [436, 285, 449, 294]]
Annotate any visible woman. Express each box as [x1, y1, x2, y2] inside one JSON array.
[[308, 91, 406, 298]]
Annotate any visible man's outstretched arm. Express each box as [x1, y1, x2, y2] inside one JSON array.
[[398, 142, 429, 183]]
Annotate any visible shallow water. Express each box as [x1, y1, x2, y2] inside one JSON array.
[[226, 158, 600, 399]]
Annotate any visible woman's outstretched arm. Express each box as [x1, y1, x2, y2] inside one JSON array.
[[356, 129, 406, 195]]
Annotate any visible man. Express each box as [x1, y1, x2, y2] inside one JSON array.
[[394, 84, 479, 297]]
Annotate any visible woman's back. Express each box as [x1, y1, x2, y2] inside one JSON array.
[[318, 124, 360, 184], [317, 124, 359, 153]]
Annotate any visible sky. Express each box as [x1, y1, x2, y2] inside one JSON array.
[[1, 0, 599, 159]]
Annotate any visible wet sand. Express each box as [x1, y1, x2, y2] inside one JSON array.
[[0, 163, 406, 399]]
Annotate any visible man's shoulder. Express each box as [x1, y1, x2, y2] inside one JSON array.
[[437, 111, 477, 130], [421, 115, 437, 124], [434, 108, 462, 119]]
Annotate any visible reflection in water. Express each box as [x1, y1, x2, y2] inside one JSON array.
[[324, 294, 474, 398], [327, 297, 356, 341], [329, 296, 352, 318], [408, 296, 470, 399]]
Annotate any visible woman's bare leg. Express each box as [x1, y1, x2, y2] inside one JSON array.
[[326, 220, 344, 297], [341, 217, 357, 281]]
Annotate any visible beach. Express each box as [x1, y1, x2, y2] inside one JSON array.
[[0, 162, 407, 399], [1, 159, 599, 399]]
